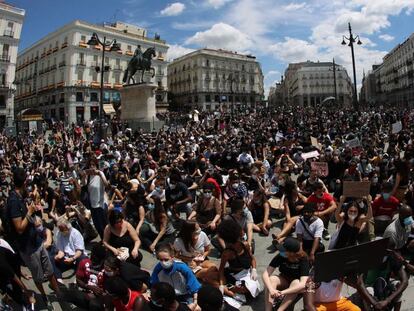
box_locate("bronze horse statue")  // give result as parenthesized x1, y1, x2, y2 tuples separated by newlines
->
(123, 47, 156, 84)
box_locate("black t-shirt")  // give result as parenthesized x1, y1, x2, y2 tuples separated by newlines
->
(0, 247, 17, 286)
(269, 255, 310, 280)
(166, 182, 191, 204)
(149, 301, 190, 311)
(5, 191, 42, 254)
(120, 261, 150, 290)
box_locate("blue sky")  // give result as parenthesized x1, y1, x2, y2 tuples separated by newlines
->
(11, 0, 414, 95)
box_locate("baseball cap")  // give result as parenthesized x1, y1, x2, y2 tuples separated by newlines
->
(277, 237, 301, 253)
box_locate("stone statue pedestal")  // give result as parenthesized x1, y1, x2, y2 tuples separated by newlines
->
(120, 83, 161, 132)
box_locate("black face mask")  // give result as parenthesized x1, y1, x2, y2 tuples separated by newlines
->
(303, 214, 312, 222)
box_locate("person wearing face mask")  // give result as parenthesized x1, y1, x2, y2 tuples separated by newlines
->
(139, 198, 176, 253)
(262, 237, 310, 311)
(329, 195, 372, 250)
(371, 182, 400, 236)
(369, 174, 381, 198)
(54, 217, 87, 279)
(248, 188, 272, 236)
(295, 202, 325, 263)
(188, 183, 221, 235)
(166, 173, 193, 219)
(307, 182, 337, 240)
(357, 155, 373, 178)
(384, 204, 414, 254)
(151, 243, 201, 308)
(146, 178, 166, 203)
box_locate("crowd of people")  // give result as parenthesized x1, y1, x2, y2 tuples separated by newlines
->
(0, 104, 414, 311)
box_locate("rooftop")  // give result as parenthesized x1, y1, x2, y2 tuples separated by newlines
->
(0, 2, 25, 16)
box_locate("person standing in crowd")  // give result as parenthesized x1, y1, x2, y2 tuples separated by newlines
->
(5, 167, 61, 305)
(83, 158, 109, 238)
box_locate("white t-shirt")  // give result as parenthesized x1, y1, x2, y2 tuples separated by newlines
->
(148, 188, 166, 202)
(314, 279, 343, 303)
(295, 217, 324, 240)
(173, 231, 210, 257)
(87, 173, 106, 209)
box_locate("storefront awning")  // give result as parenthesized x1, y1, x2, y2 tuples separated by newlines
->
(103, 104, 116, 115)
(17, 108, 43, 121)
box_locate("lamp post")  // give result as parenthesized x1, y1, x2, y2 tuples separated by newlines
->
(87, 32, 120, 141)
(329, 58, 340, 105)
(341, 22, 362, 110)
(228, 73, 236, 117)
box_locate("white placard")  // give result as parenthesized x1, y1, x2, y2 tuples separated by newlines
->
(302, 150, 320, 160)
(392, 121, 402, 134)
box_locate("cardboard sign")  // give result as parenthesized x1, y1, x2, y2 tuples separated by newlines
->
(343, 181, 371, 198)
(392, 121, 402, 134)
(383, 142, 389, 153)
(346, 137, 361, 148)
(311, 162, 329, 177)
(302, 150, 320, 160)
(311, 136, 321, 150)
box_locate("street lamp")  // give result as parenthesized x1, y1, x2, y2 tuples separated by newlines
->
(341, 22, 362, 110)
(87, 32, 121, 141)
(329, 58, 341, 105)
(227, 73, 236, 117)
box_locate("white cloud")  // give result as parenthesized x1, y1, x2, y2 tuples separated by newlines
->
(166, 44, 194, 61)
(270, 37, 320, 63)
(206, 0, 233, 9)
(185, 23, 253, 52)
(160, 2, 186, 16)
(171, 20, 214, 31)
(379, 34, 395, 42)
(283, 2, 307, 11)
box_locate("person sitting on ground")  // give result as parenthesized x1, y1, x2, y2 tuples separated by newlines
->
(217, 219, 260, 303)
(247, 188, 272, 236)
(173, 220, 218, 285)
(329, 195, 372, 250)
(188, 183, 221, 235)
(151, 243, 201, 308)
(294, 202, 325, 263)
(105, 276, 148, 311)
(273, 181, 307, 244)
(148, 282, 191, 311)
(103, 209, 142, 266)
(307, 182, 337, 241)
(54, 217, 86, 280)
(262, 237, 310, 311)
(371, 182, 400, 236)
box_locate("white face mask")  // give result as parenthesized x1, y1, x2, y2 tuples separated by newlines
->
(232, 183, 239, 189)
(160, 260, 173, 270)
(348, 214, 357, 221)
(105, 270, 115, 277)
(204, 192, 212, 199)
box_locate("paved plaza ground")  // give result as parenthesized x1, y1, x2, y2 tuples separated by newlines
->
(18, 216, 414, 311)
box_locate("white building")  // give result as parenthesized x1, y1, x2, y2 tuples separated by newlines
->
(168, 48, 264, 111)
(285, 61, 353, 107)
(15, 20, 169, 124)
(0, 2, 24, 129)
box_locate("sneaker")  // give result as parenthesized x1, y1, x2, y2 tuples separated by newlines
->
(322, 229, 331, 241)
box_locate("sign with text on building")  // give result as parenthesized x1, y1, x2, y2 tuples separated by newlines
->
(311, 162, 329, 177)
(343, 181, 371, 198)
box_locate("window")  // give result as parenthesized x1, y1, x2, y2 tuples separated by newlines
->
(2, 44, 9, 57)
(0, 95, 5, 107)
(205, 95, 211, 102)
(79, 53, 85, 64)
(127, 45, 132, 51)
(64, 36, 68, 43)
(59, 93, 64, 103)
(77, 70, 83, 81)
(215, 95, 220, 102)
(90, 92, 98, 101)
(116, 58, 120, 67)
(105, 57, 109, 65)
(206, 59, 209, 67)
(92, 72, 98, 82)
(76, 92, 83, 102)
(80, 35, 86, 42)
(55, 41, 59, 48)
(115, 73, 120, 83)
(0, 73, 6, 86)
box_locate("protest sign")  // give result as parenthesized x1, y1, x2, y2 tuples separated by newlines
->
(311, 162, 329, 177)
(302, 150, 320, 160)
(346, 137, 361, 148)
(343, 181, 371, 198)
(311, 136, 322, 150)
(392, 121, 402, 134)
(383, 142, 389, 153)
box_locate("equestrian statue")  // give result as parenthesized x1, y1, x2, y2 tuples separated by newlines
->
(123, 45, 156, 85)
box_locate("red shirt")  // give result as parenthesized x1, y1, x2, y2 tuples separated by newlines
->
(113, 289, 141, 311)
(307, 193, 334, 212)
(76, 258, 105, 289)
(372, 196, 399, 218)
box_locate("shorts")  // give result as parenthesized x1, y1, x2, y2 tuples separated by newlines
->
(315, 297, 361, 311)
(20, 245, 54, 283)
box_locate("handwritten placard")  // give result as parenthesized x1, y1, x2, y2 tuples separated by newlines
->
(311, 136, 321, 150)
(343, 181, 371, 198)
(311, 162, 329, 177)
(346, 137, 361, 148)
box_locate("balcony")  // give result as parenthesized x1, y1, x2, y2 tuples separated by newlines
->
(113, 65, 123, 71)
(125, 51, 133, 56)
(94, 45, 102, 51)
(3, 30, 14, 38)
(58, 61, 66, 67)
(104, 83, 112, 88)
(61, 42, 68, 49)
(56, 81, 65, 88)
(77, 61, 86, 67)
(50, 64, 57, 71)
(79, 41, 88, 48)
(0, 54, 10, 62)
(113, 83, 123, 89)
(90, 81, 100, 88)
(53, 47, 59, 53)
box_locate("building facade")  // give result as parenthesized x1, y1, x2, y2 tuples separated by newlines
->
(0, 2, 24, 129)
(15, 20, 169, 125)
(167, 49, 264, 111)
(371, 33, 414, 107)
(283, 61, 353, 107)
